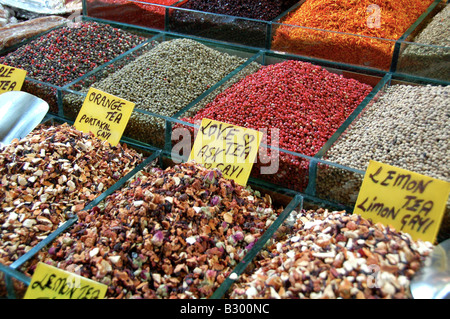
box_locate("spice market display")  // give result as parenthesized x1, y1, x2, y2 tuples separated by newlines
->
(169, 0, 299, 48)
(85, 0, 179, 30)
(63, 38, 260, 147)
(0, 0, 449, 300)
(180, 60, 373, 192)
(272, 0, 435, 70)
(13, 162, 285, 299)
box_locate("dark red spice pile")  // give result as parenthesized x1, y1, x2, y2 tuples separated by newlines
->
(178, 0, 299, 21)
(181, 60, 373, 190)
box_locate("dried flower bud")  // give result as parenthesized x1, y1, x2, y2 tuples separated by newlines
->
(151, 231, 164, 247)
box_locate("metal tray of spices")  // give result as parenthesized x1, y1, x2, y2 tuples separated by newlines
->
(0, 145, 304, 299)
(0, 17, 158, 114)
(61, 32, 261, 149)
(270, 0, 443, 72)
(0, 117, 160, 298)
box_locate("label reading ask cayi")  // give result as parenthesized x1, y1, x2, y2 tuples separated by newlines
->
(354, 160, 450, 243)
(24, 262, 107, 299)
(74, 87, 135, 146)
(189, 119, 263, 186)
(0, 64, 27, 94)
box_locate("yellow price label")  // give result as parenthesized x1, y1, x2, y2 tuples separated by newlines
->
(24, 262, 107, 299)
(189, 118, 263, 186)
(74, 87, 135, 146)
(354, 160, 450, 243)
(0, 64, 27, 94)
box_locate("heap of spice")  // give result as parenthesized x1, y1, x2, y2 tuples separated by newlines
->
(0, 21, 147, 112)
(272, 0, 435, 70)
(23, 162, 283, 299)
(170, 0, 298, 47)
(64, 38, 259, 148)
(177, 0, 299, 21)
(229, 208, 434, 299)
(398, 4, 450, 81)
(0, 123, 144, 270)
(86, 0, 178, 30)
(180, 60, 373, 191)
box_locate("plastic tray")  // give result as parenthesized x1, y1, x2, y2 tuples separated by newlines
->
(170, 50, 386, 196)
(165, 0, 298, 49)
(315, 73, 450, 242)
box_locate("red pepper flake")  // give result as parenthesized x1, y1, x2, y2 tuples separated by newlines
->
(181, 60, 373, 191)
(272, 0, 435, 70)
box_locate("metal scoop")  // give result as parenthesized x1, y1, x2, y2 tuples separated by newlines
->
(0, 91, 49, 147)
(410, 238, 450, 299)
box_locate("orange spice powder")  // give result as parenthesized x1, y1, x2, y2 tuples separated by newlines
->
(272, 0, 435, 70)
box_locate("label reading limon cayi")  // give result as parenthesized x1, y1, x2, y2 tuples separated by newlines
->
(189, 118, 263, 186)
(74, 87, 135, 146)
(0, 64, 27, 94)
(354, 160, 450, 243)
(24, 262, 107, 299)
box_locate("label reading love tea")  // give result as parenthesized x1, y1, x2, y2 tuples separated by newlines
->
(354, 160, 450, 243)
(0, 64, 27, 94)
(189, 119, 262, 186)
(24, 262, 107, 299)
(74, 87, 135, 146)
